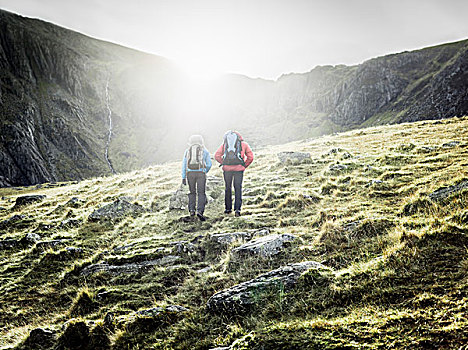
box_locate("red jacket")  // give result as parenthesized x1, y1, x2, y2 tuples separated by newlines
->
(215, 133, 254, 171)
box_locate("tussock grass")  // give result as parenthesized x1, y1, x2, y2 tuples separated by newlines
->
(1, 117, 468, 349)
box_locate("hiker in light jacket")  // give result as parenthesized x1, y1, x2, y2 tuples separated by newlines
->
(182, 135, 212, 221)
(214, 131, 254, 217)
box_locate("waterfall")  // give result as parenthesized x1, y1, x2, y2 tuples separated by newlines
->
(105, 79, 116, 174)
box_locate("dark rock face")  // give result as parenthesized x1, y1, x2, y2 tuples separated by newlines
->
(206, 261, 330, 313)
(88, 199, 146, 222)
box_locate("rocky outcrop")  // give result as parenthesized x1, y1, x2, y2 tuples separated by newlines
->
(209, 228, 270, 249)
(206, 261, 331, 313)
(230, 234, 297, 259)
(13, 195, 46, 208)
(88, 199, 146, 222)
(429, 180, 468, 201)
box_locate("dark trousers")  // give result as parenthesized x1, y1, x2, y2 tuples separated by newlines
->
(187, 171, 206, 214)
(223, 171, 244, 212)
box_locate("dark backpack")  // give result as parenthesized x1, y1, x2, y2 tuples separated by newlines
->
(187, 144, 205, 170)
(222, 131, 245, 166)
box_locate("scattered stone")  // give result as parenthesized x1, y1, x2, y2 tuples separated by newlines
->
(169, 186, 189, 210)
(442, 141, 460, 148)
(65, 247, 84, 256)
(24, 328, 56, 349)
(397, 143, 416, 152)
(365, 179, 383, 187)
(342, 152, 352, 159)
(13, 195, 46, 208)
(65, 197, 85, 208)
(20, 232, 41, 245)
(429, 180, 468, 201)
(0, 239, 19, 250)
(113, 242, 138, 252)
(196, 266, 212, 274)
(329, 164, 348, 172)
(231, 234, 297, 259)
(136, 305, 188, 317)
(418, 146, 437, 153)
(210, 232, 251, 246)
(80, 255, 181, 277)
(59, 218, 83, 228)
(34, 223, 55, 232)
(118, 195, 135, 202)
(207, 261, 331, 313)
(36, 239, 69, 250)
(171, 240, 196, 254)
(327, 148, 343, 155)
(0, 214, 28, 230)
(88, 199, 146, 222)
(277, 151, 311, 163)
(209, 228, 270, 248)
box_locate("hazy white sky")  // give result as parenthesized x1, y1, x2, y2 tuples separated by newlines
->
(0, 0, 467, 79)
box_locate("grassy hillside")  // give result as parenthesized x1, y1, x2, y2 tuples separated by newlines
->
(1, 117, 467, 349)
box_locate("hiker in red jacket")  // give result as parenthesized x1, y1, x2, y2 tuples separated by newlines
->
(214, 131, 254, 217)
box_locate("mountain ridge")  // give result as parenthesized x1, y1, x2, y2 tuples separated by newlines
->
(1, 9, 468, 187)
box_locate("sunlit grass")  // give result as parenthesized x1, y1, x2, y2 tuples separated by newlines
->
(0, 116, 467, 349)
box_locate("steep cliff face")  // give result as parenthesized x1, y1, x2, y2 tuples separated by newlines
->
(267, 39, 468, 129)
(0, 10, 178, 186)
(1, 9, 467, 187)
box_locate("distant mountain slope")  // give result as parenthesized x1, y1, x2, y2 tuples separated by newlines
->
(1, 9, 467, 187)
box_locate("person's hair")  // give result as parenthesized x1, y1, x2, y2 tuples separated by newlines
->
(188, 134, 204, 146)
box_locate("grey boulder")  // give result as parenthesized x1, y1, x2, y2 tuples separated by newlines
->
(277, 152, 311, 163)
(88, 199, 145, 222)
(207, 261, 331, 313)
(231, 234, 297, 259)
(429, 180, 468, 201)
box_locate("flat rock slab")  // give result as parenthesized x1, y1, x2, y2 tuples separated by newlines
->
(80, 255, 180, 276)
(169, 187, 189, 210)
(429, 180, 468, 201)
(88, 199, 145, 222)
(13, 195, 46, 208)
(329, 164, 348, 172)
(209, 228, 270, 248)
(231, 234, 297, 258)
(277, 152, 311, 163)
(207, 261, 330, 313)
(136, 305, 188, 317)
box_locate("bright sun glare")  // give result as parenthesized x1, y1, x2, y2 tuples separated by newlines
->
(174, 57, 226, 81)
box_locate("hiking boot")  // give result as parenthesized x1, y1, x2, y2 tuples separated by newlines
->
(224, 210, 232, 214)
(190, 211, 195, 217)
(197, 212, 206, 221)
(235, 211, 241, 217)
